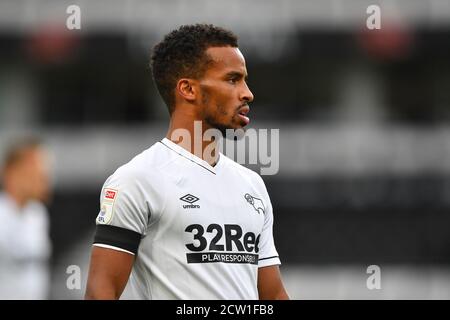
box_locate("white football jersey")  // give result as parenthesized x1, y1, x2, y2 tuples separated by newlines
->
(0, 193, 51, 299)
(93, 138, 281, 299)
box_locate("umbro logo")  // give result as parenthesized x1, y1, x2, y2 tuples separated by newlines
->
(180, 194, 200, 209)
(180, 194, 199, 204)
(244, 193, 265, 215)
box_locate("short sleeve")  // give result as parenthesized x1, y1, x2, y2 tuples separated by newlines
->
(255, 173, 281, 268)
(93, 170, 151, 255)
(257, 194, 282, 268)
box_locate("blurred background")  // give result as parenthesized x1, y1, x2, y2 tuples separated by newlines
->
(0, 0, 450, 299)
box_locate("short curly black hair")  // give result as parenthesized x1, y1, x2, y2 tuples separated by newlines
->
(150, 24, 238, 113)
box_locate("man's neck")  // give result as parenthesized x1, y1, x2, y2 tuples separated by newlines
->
(166, 110, 220, 167)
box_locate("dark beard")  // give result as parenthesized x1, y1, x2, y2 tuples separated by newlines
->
(204, 114, 228, 137)
(201, 91, 243, 138)
(201, 92, 227, 136)
(204, 115, 247, 140)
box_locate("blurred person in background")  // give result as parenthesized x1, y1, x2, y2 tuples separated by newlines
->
(0, 138, 52, 299)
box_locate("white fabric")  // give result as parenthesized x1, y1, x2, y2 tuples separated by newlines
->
(0, 193, 51, 299)
(96, 138, 281, 299)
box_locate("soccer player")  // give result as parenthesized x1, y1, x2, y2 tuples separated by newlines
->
(85, 24, 289, 300)
(0, 138, 52, 299)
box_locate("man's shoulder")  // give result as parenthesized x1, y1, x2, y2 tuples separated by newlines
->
(221, 153, 265, 185)
(24, 201, 49, 227)
(0, 193, 47, 223)
(104, 140, 176, 187)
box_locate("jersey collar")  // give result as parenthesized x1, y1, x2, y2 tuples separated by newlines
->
(161, 138, 222, 174)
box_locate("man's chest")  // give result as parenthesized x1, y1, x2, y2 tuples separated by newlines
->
(153, 177, 267, 260)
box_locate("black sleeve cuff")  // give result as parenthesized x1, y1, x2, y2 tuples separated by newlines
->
(93, 225, 142, 255)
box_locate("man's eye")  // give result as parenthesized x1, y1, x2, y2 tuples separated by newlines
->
(228, 78, 238, 84)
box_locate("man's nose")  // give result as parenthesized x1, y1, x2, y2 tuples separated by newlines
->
(241, 82, 254, 103)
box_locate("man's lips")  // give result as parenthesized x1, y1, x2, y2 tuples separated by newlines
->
(237, 105, 250, 125)
(238, 105, 250, 116)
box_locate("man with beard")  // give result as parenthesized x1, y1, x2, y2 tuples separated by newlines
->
(86, 24, 289, 300)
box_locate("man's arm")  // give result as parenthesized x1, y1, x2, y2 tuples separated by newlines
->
(258, 265, 290, 300)
(85, 246, 135, 300)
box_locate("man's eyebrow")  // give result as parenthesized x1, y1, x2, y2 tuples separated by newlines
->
(225, 71, 248, 80)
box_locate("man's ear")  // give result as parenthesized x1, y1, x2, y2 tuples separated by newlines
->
(176, 78, 197, 102)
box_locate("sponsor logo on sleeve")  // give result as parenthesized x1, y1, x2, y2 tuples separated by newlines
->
(105, 190, 116, 200)
(96, 188, 118, 225)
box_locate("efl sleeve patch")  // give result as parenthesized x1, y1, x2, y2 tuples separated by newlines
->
(96, 188, 118, 225)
